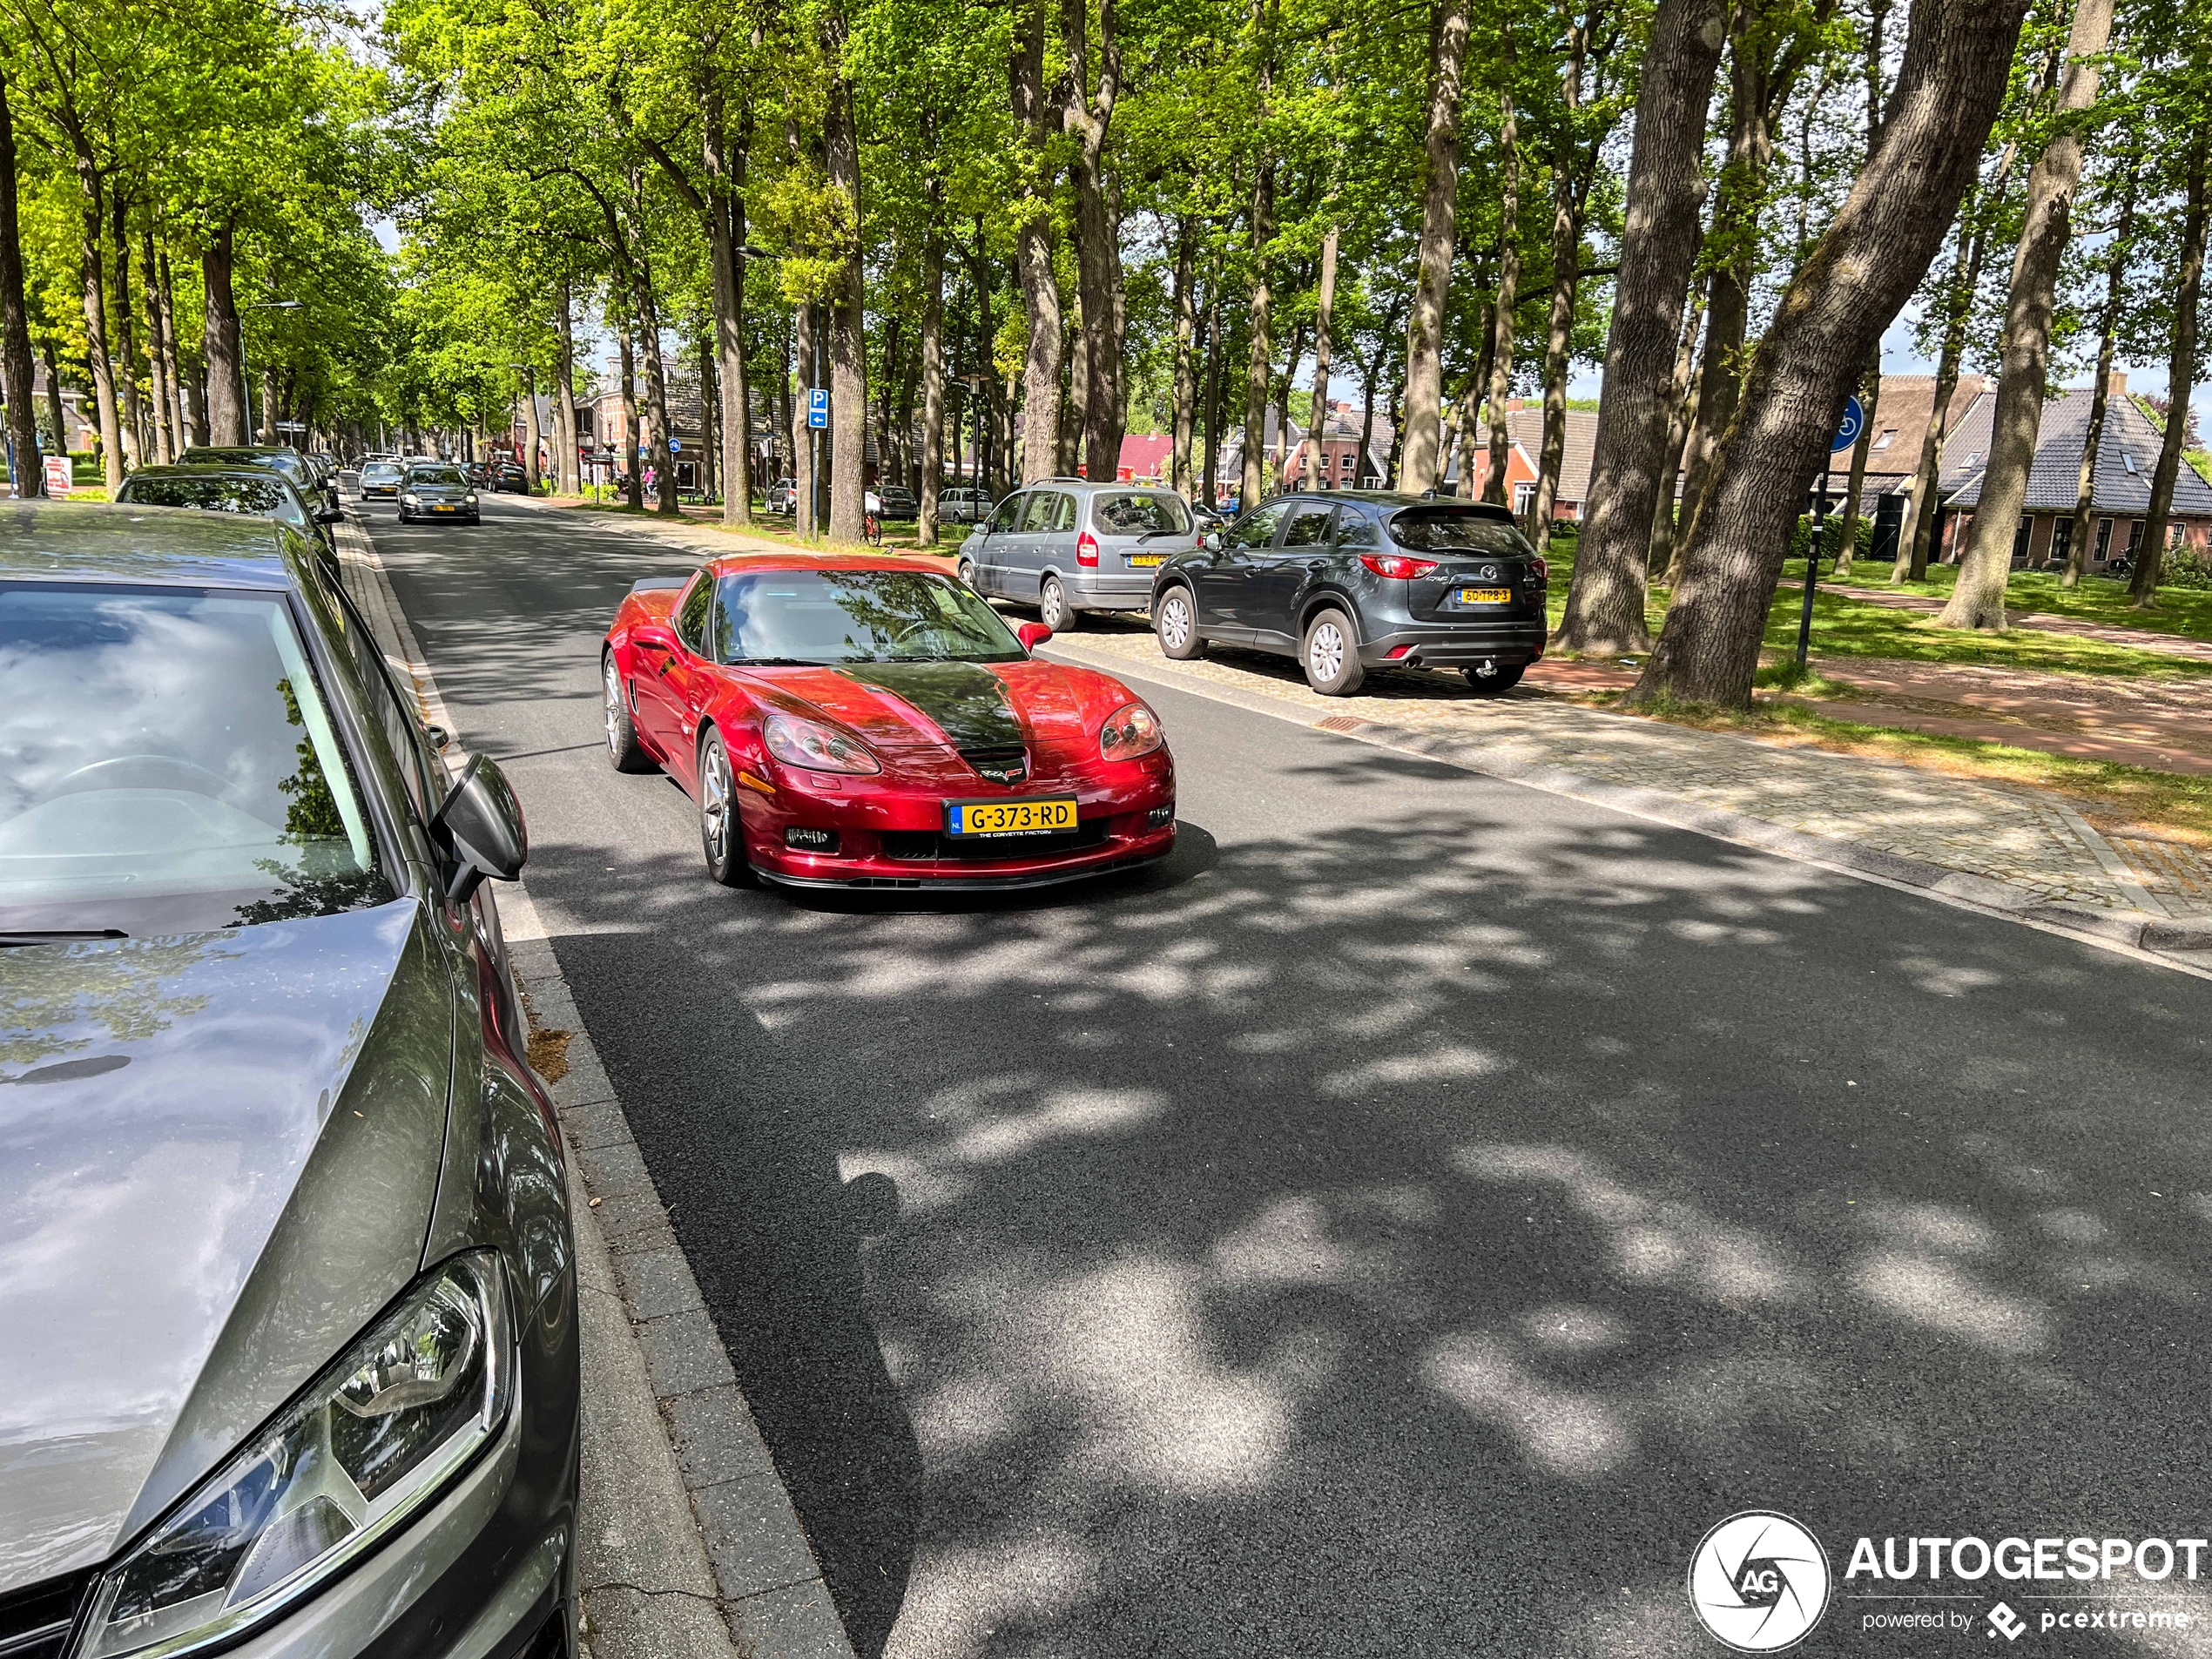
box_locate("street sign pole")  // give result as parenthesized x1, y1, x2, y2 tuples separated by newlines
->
(1797, 395, 1865, 673)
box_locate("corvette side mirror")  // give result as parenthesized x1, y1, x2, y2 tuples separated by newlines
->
(1015, 620, 1053, 652)
(431, 753, 528, 902)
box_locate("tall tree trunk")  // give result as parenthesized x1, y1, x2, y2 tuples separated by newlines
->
(77, 183, 123, 489)
(823, 33, 867, 543)
(109, 192, 141, 469)
(1062, 297, 1088, 475)
(1401, 0, 1474, 495)
(1940, 0, 2115, 628)
(792, 303, 813, 530)
(40, 335, 64, 458)
(1305, 221, 1339, 490)
(1483, 30, 1521, 506)
(138, 229, 172, 464)
(1170, 214, 1197, 497)
(258, 366, 277, 443)
(1553, 0, 1728, 653)
(1651, 276, 1709, 579)
(2132, 136, 2209, 607)
(202, 222, 245, 445)
(1064, 0, 1125, 484)
(631, 252, 677, 516)
(1894, 218, 1973, 577)
(918, 226, 945, 543)
(618, 314, 643, 510)
(1011, 0, 1062, 484)
(161, 251, 198, 447)
(1200, 266, 1224, 502)
(2062, 155, 2138, 588)
(1531, 13, 1592, 542)
(0, 71, 42, 496)
(701, 83, 753, 526)
(1632, 0, 2032, 707)
(556, 278, 582, 496)
(1242, 163, 1274, 506)
(1358, 338, 1381, 488)
(520, 368, 542, 491)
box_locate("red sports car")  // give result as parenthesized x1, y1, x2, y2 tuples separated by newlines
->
(601, 554, 1176, 890)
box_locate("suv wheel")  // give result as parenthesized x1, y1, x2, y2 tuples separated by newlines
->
(1154, 584, 1204, 660)
(1301, 609, 1365, 696)
(1040, 577, 1079, 632)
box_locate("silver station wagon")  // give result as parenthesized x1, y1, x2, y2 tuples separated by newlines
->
(956, 480, 1200, 631)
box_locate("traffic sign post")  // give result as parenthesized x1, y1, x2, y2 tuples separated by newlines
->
(1796, 396, 1865, 672)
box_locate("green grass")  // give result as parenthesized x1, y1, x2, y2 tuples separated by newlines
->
(1536, 537, 2212, 679)
(1824, 561, 2212, 641)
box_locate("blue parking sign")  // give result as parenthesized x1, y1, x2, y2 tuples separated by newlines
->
(807, 388, 829, 429)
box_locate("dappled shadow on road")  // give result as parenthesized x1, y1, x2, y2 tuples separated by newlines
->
(367, 504, 704, 713)
(523, 729, 2212, 1659)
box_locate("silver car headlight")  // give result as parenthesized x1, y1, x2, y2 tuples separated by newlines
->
(465, 493, 478, 504)
(74, 1253, 513, 1659)
(401, 492, 419, 505)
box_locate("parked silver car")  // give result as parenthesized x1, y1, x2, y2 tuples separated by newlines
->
(0, 502, 578, 1659)
(938, 486, 995, 525)
(957, 481, 1200, 631)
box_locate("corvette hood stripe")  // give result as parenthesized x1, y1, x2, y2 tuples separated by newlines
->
(834, 662, 1025, 750)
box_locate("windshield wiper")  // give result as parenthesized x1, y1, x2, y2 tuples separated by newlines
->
(730, 658, 827, 668)
(0, 929, 130, 948)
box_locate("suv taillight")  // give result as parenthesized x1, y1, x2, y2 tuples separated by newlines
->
(1531, 556, 1549, 580)
(1359, 552, 1439, 579)
(1076, 530, 1100, 567)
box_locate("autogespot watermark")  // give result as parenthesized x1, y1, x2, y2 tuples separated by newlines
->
(1688, 1516, 2206, 1647)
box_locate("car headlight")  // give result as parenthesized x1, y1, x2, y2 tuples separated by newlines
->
(74, 1253, 512, 1659)
(466, 493, 478, 504)
(1100, 701, 1163, 761)
(762, 713, 880, 774)
(401, 493, 419, 505)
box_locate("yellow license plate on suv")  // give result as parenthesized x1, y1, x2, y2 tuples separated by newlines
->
(1459, 586, 1512, 604)
(1126, 553, 1165, 568)
(946, 796, 1078, 837)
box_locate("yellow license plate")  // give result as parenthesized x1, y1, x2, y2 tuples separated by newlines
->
(433, 504, 456, 511)
(1127, 553, 1164, 567)
(1460, 587, 1512, 604)
(946, 796, 1078, 837)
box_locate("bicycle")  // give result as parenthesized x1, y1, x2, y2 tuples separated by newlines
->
(863, 509, 882, 546)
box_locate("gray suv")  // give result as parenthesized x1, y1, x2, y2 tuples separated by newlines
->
(957, 480, 1199, 631)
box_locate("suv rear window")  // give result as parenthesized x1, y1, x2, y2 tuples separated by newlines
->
(1387, 509, 1534, 555)
(1092, 492, 1190, 536)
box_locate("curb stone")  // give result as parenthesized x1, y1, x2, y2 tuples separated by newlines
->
(1038, 637, 2212, 973)
(331, 508, 857, 1659)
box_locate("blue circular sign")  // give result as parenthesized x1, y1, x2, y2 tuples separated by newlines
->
(1831, 395, 1866, 454)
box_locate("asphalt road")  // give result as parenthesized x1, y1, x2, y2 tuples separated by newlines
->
(364, 493, 2212, 1658)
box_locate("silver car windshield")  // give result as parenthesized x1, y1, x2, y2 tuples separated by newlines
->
(711, 570, 1026, 665)
(0, 583, 392, 936)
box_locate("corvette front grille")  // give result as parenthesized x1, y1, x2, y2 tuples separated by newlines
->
(882, 820, 1107, 861)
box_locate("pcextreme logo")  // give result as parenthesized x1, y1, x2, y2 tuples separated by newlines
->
(1688, 1512, 1833, 1652)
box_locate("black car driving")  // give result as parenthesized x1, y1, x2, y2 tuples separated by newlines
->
(0, 502, 577, 1659)
(1149, 493, 1550, 696)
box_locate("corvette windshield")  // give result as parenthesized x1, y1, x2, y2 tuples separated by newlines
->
(711, 570, 1026, 665)
(0, 583, 392, 936)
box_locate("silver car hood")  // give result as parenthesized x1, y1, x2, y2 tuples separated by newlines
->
(0, 898, 455, 1595)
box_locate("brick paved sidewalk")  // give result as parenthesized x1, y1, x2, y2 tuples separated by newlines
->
(1044, 624, 2212, 954)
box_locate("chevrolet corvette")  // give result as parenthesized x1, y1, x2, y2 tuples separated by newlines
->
(600, 555, 1175, 890)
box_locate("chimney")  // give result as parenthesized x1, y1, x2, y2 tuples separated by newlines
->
(2107, 370, 2129, 397)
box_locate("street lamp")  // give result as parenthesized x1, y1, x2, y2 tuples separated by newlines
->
(241, 300, 302, 443)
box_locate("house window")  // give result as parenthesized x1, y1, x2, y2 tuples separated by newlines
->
(1514, 482, 1536, 516)
(2172, 521, 2187, 549)
(2051, 519, 2073, 565)
(1871, 429, 1896, 451)
(2012, 518, 2032, 563)
(2096, 518, 2114, 563)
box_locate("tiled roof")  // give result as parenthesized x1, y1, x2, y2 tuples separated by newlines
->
(1504, 407, 1598, 502)
(1854, 373, 1987, 487)
(1942, 388, 2212, 516)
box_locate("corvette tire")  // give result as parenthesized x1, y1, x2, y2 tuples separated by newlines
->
(604, 655, 655, 773)
(697, 730, 752, 887)
(1154, 584, 1204, 660)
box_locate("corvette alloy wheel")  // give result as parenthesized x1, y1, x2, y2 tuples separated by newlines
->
(604, 656, 653, 772)
(698, 732, 748, 886)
